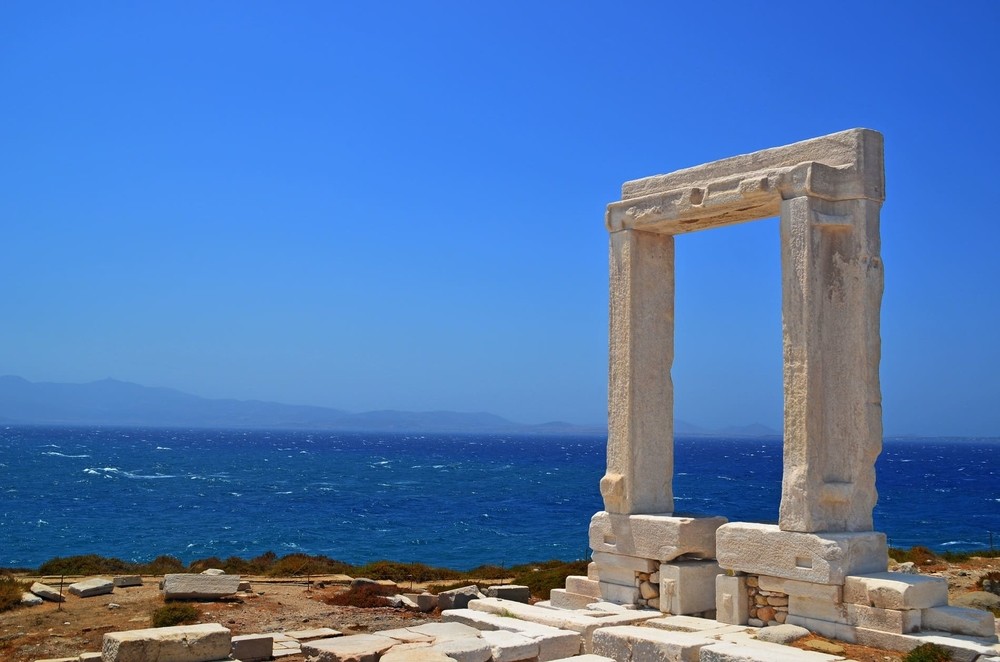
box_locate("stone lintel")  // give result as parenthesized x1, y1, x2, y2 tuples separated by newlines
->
(621, 128, 883, 200)
(588, 511, 726, 561)
(715, 522, 887, 585)
(607, 159, 882, 235)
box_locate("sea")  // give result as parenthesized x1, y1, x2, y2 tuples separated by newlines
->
(1, 426, 997, 570)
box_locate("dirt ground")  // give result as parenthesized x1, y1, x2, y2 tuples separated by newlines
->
(1, 557, 997, 662)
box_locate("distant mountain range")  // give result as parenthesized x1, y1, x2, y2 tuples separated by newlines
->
(0, 375, 781, 437)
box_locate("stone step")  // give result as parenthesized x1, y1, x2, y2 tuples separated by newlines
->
(565, 576, 602, 599)
(441, 608, 582, 661)
(550, 589, 597, 610)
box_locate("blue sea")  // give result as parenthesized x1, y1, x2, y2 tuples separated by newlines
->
(1, 426, 997, 570)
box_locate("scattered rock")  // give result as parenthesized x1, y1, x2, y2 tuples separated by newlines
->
(201, 568, 226, 575)
(757, 624, 810, 645)
(108, 603, 121, 609)
(951, 590, 1000, 611)
(484, 585, 530, 603)
(895, 562, 918, 574)
(30, 581, 64, 602)
(805, 639, 845, 654)
(20, 592, 42, 606)
(437, 585, 483, 611)
(68, 577, 114, 598)
(350, 577, 381, 589)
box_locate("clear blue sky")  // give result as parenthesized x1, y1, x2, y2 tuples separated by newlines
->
(2, 2, 997, 436)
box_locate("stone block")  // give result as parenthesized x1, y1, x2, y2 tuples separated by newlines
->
(485, 585, 530, 603)
(285, 627, 342, 641)
(467, 597, 658, 652)
(715, 574, 748, 625)
(409, 622, 484, 641)
(546, 656, 614, 662)
(431, 637, 491, 662)
(659, 560, 720, 615)
(852, 629, 995, 662)
(599, 580, 640, 604)
(846, 603, 920, 633)
(700, 639, 846, 661)
(380, 644, 455, 662)
(162, 573, 240, 600)
(231, 633, 273, 662)
(587, 562, 599, 580)
(788, 595, 847, 623)
(102, 623, 231, 662)
(588, 512, 726, 561)
(437, 585, 483, 611)
(79, 654, 103, 661)
(565, 575, 602, 598)
(646, 615, 745, 635)
(756, 624, 811, 645)
(785, 615, 857, 643)
(68, 577, 114, 597)
(479, 629, 538, 662)
(441, 608, 582, 661)
(550, 589, 596, 610)
(30, 581, 64, 602)
(843, 572, 948, 609)
(921, 605, 997, 638)
(716, 523, 887, 584)
(301, 634, 396, 662)
(589, 563, 635, 587)
(403, 592, 439, 612)
(591, 625, 710, 662)
(113, 575, 143, 587)
(757, 576, 841, 602)
(591, 551, 657, 574)
(21, 591, 43, 606)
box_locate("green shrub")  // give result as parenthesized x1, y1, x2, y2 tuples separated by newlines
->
(465, 564, 510, 579)
(0, 574, 29, 613)
(138, 555, 185, 575)
(902, 642, 951, 662)
(888, 546, 938, 566)
(38, 554, 134, 576)
(354, 560, 461, 583)
(151, 603, 200, 627)
(511, 560, 589, 599)
(265, 553, 353, 577)
(187, 556, 225, 574)
(975, 570, 1000, 590)
(324, 585, 390, 608)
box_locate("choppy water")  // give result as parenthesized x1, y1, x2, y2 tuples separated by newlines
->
(1, 426, 997, 569)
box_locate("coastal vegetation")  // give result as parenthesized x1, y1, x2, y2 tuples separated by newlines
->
(0, 574, 29, 613)
(902, 642, 952, 662)
(151, 603, 200, 627)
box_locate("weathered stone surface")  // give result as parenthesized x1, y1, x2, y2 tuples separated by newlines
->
(102, 623, 231, 662)
(545, 656, 614, 662)
(408, 622, 483, 641)
(162, 573, 240, 600)
(756, 624, 810, 645)
(30, 581, 65, 602)
(403, 592, 439, 612)
(231, 633, 273, 662)
(846, 603, 921, 633)
(645, 616, 746, 636)
(701, 639, 845, 661)
(757, 576, 841, 602)
(952, 590, 1000, 611)
(599, 580, 641, 604)
(565, 575, 602, 599)
(550, 589, 596, 610)
(301, 634, 396, 662)
(715, 575, 748, 625)
(485, 585, 530, 603)
(201, 568, 225, 575)
(853, 628, 996, 662)
(380, 644, 456, 662)
(588, 512, 726, 561)
(286, 627, 342, 641)
(592, 551, 657, 574)
(788, 595, 848, 623)
(68, 577, 114, 597)
(468, 597, 657, 652)
(79, 653, 103, 661)
(20, 591, 43, 606)
(592, 625, 709, 662)
(441, 608, 582, 661)
(431, 637, 491, 662)
(716, 523, 887, 584)
(843, 572, 948, 609)
(921, 605, 996, 638)
(479, 630, 537, 662)
(113, 575, 143, 587)
(659, 560, 720, 615)
(437, 585, 483, 611)
(603, 228, 675, 515)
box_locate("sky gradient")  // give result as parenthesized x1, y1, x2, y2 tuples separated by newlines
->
(2, 2, 998, 436)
